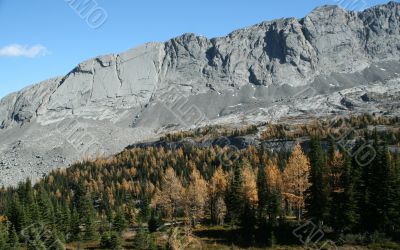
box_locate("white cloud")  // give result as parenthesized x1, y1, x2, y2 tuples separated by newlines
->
(0, 44, 49, 58)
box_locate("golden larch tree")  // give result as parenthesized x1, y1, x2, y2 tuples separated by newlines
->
(152, 167, 184, 220)
(209, 166, 228, 224)
(184, 167, 208, 226)
(265, 158, 283, 192)
(242, 165, 259, 207)
(282, 143, 311, 220)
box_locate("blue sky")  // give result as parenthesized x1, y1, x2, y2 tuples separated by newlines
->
(0, 0, 393, 98)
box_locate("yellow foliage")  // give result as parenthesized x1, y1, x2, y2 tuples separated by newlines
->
(0, 215, 7, 223)
(152, 167, 184, 219)
(242, 166, 259, 206)
(209, 166, 227, 197)
(265, 159, 282, 192)
(282, 144, 310, 210)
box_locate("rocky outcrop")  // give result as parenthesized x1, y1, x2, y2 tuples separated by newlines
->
(0, 2, 399, 186)
(2, 2, 399, 129)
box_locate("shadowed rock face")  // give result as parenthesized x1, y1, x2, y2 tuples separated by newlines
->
(0, 2, 399, 186)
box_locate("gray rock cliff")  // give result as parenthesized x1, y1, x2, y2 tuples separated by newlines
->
(0, 2, 399, 186)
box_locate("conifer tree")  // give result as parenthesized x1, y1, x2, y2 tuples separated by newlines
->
(306, 137, 330, 224)
(226, 163, 244, 225)
(109, 232, 122, 250)
(20, 179, 39, 226)
(46, 231, 66, 250)
(7, 194, 26, 232)
(68, 207, 81, 242)
(283, 144, 310, 221)
(184, 167, 208, 226)
(49, 239, 66, 250)
(60, 204, 71, 236)
(215, 197, 227, 226)
(240, 202, 256, 245)
(351, 138, 369, 232)
(0, 221, 9, 250)
(133, 224, 149, 250)
(209, 166, 227, 224)
(265, 159, 282, 224)
(389, 151, 400, 233)
(26, 227, 47, 250)
(329, 152, 358, 232)
(341, 154, 359, 232)
(113, 210, 128, 233)
(139, 194, 151, 222)
(152, 167, 183, 221)
(8, 225, 20, 249)
(327, 137, 336, 167)
(72, 182, 98, 240)
(100, 231, 122, 250)
(148, 210, 161, 233)
(257, 164, 269, 221)
(82, 195, 98, 240)
(242, 165, 258, 208)
(368, 138, 392, 232)
(37, 185, 54, 224)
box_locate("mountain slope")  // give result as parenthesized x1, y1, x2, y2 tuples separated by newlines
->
(0, 1, 399, 186)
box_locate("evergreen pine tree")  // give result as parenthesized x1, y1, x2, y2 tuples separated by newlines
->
(240, 202, 256, 245)
(226, 162, 244, 226)
(389, 151, 400, 235)
(68, 207, 81, 242)
(37, 185, 55, 224)
(72, 182, 98, 241)
(7, 194, 26, 233)
(60, 204, 71, 236)
(109, 232, 122, 250)
(133, 224, 149, 250)
(113, 210, 128, 233)
(82, 195, 98, 241)
(26, 228, 47, 250)
(384, 148, 400, 237)
(100, 231, 110, 248)
(0, 221, 9, 250)
(49, 239, 66, 250)
(54, 204, 64, 235)
(148, 210, 161, 233)
(330, 153, 359, 233)
(257, 165, 268, 221)
(327, 137, 336, 166)
(265, 221, 277, 247)
(305, 137, 330, 224)
(350, 138, 369, 232)
(267, 190, 281, 225)
(19, 179, 39, 226)
(139, 193, 151, 222)
(8, 225, 20, 249)
(341, 154, 359, 232)
(395, 151, 400, 232)
(46, 231, 66, 250)
(368, 138, 392, 232)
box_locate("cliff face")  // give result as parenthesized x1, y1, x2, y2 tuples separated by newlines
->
(0, 2, 399, 186)
(1, 2, 399, 129)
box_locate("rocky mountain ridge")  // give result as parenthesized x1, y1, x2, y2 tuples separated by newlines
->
(0, 1, 399, 186)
